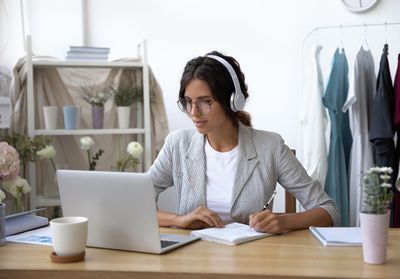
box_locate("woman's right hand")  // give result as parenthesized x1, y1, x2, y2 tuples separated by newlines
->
(176, 206, 224, 229)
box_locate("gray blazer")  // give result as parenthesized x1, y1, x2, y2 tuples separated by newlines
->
(149, 123, 340, 226)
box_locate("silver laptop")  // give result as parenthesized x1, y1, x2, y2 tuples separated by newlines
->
(57, 170, 199, 254)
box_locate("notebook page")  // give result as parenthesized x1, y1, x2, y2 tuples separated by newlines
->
(191, 222, 271, 245)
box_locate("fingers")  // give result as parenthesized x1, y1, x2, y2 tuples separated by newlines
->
(194, 206, 224, 228)
(249, 210, 286, 234)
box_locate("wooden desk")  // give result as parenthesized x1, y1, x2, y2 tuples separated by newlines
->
(0, 228, 399, 279)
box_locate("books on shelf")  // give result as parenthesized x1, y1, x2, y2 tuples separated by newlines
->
(191, 222, 272, 245)
(309, 226, 362, 246)
(5, 208, 49, 236)
(65, 45, 110, 62)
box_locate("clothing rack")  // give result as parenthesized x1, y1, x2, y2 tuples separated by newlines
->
(302, 21, 400, 46)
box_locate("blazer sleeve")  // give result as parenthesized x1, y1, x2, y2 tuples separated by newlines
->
(148, 133, 174, 201)
(276, 137, 341, 226)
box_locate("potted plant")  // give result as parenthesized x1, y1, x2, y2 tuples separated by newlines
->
(76, 83, 112, 129)
(112, 86, 142, 129)
(360, 166, 393, 264)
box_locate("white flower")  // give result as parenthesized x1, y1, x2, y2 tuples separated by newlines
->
(380, 174, 391, 180)
(126, 141, 143, 158)
(2, 176, 31, 198)
(380, 167, 393, 174)
(381, 183, 392, 188)
(80, 136, 95, 150)
(0, 189, 5, 202)
(37, 145, 56, 159)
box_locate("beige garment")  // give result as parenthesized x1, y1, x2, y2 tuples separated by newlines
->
(10, 56, 169, 196)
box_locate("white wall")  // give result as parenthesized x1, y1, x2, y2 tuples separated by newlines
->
(1, 0, 400, 212)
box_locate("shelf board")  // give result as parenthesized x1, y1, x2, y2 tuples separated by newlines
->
(32, 59, 143, 68)
(34, 128, 146, 136)
(37, 195, 61, 207)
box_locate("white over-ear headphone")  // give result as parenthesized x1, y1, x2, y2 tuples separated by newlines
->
(206, 55, 246, 112)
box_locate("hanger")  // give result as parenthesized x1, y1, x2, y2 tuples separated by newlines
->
(385, 21, 388, 44)
(362, 23, 370, 50)
(339, 25, 345, 52)
(315, 26, 319, 46)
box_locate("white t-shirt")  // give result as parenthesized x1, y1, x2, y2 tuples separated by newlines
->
(205, 139, 239, 224)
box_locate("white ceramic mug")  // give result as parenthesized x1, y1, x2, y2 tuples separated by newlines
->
(50, 216, 88, 256)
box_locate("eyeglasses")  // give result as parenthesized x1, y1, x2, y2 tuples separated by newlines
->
(177, 98, 215, 115)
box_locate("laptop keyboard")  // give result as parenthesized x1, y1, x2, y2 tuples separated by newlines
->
(161, 240, 179, 248)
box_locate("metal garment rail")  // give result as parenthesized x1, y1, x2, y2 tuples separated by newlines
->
(302, 21, 400, 46)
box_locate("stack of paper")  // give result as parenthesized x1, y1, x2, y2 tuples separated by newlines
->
(65, 46, 110, 62)
(309, 226, 362, 246)
(5, 209, 49, 236)
(191, 222, 272, 245)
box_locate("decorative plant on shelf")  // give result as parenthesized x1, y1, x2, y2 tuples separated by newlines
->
(116, 141, 143, 172)
(76, 83, 113, 129)
(112, 86, 143, 107)
(112, 86, 143, 129)
(80, 136, 104, 171)
(361, 167, 393, 214)
(76, 83, 113, 107)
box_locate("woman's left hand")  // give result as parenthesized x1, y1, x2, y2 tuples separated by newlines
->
(249, 210, 288, 234)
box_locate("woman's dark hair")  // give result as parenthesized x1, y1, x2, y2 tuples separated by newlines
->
(178, 51, 252, 127)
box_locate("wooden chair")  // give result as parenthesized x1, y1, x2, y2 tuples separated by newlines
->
(285, 150, 297, 214)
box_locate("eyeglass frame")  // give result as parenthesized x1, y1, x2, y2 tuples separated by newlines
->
(177, 98, 216, 115)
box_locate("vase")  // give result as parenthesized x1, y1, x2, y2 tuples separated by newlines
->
(117, 106, 131, 129)
(91, 106, 104, 129)
(14, 193, 24, 213)
(63, 106, 78, 130)
(43, 106, 58, 129)
(360, 211, 390, 264)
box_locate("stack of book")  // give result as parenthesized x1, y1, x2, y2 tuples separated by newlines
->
(65, 46, 110, 62)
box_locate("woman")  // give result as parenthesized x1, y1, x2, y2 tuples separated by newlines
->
(149, 51, 340, 233)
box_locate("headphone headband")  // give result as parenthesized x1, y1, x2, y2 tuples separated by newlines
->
(206, 55, 246, 112)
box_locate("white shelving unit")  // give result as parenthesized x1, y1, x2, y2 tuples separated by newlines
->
(25, 35, 152, 209)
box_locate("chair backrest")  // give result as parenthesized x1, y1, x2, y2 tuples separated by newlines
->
(285, 150, 297, 214)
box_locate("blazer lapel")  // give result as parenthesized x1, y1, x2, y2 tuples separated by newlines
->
(231, 123, 259, 205)
(184, 132, 207, 209)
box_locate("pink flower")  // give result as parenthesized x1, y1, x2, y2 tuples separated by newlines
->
(0, 141, 21, 181)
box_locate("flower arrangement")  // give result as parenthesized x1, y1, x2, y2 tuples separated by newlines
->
(361, 167, 394, 214)
(80, 136, 104, 170)
(0, 141, 20, 180)
(0, 188, 5, 203)
(112, 86, 143, 107)
(36, 145, 57, 173)
(76, 83, 113, 107)
(0, 141, 30, 212)
(1, 176, 31, 212)
(116, 141, 143, 172)
(2, 133, 53, 177)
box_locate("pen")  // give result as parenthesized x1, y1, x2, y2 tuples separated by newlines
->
(263, 190, 277, 211)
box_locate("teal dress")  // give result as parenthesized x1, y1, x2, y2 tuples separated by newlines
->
(322, 49, 353, 226)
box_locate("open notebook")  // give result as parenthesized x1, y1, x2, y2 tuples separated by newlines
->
(191, 222, 272, 245)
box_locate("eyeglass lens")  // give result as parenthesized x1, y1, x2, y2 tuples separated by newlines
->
(178, 99, 212, 115)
